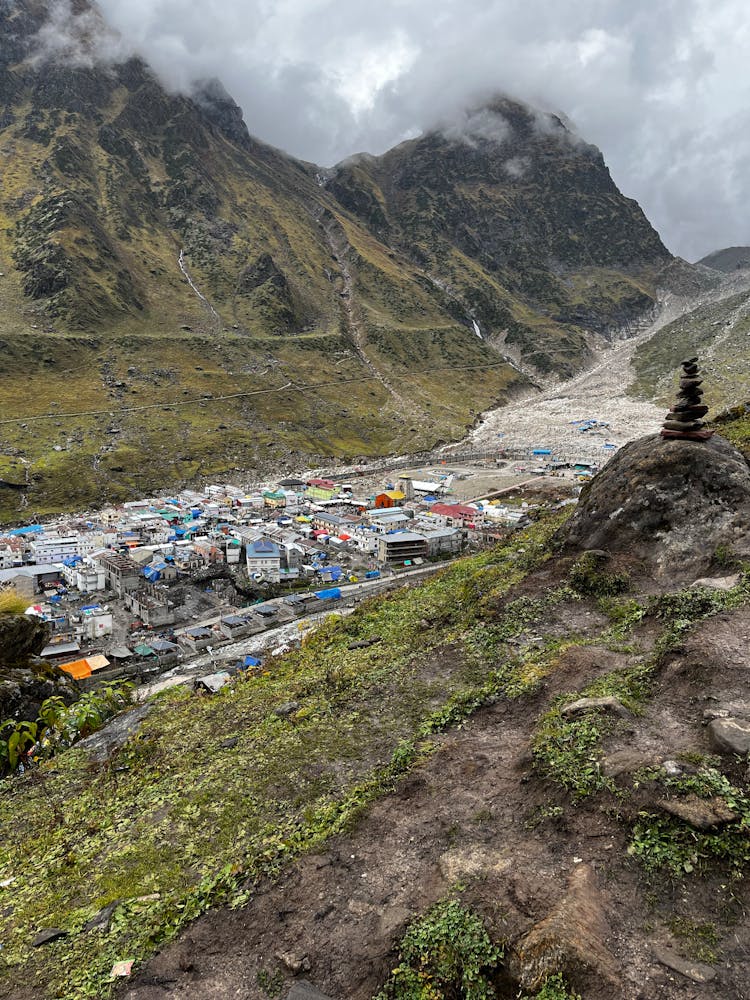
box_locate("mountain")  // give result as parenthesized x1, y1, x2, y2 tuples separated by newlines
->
(325, 99, 671, 373)
(0, 0, 675, 521)
(697, 246, 750, 272)
(629, 270, 750, 408)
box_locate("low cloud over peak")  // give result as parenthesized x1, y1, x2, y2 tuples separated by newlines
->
(32, 0, 750, 259)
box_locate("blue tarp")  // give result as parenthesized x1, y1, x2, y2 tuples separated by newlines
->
(365, 570, 381, 579)
(532, 448, 552, 455)
(315, 588, 342, 601)
(243, 655, 262, 668)
(80, 604, 101, 612)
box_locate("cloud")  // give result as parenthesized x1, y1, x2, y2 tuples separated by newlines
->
(30, 0, 131, 68)
(44, 0, 750, 258)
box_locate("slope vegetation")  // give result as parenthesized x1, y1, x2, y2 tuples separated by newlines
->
(4, 466, 750, 998)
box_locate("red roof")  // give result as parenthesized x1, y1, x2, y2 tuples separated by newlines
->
(430, 503, 479, 518)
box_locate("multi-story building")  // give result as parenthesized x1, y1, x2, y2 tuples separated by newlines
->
(246, 539, 281, 583)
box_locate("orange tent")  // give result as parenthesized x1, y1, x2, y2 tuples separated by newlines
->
(59, 659, 92, 680)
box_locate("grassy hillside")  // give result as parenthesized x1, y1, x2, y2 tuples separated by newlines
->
(630, 288, 750, 408)
(3, 509, 750, 998)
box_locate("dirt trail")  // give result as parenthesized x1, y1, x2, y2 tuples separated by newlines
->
(318, 213, 427, 422)
(122, 705, 546, 1000)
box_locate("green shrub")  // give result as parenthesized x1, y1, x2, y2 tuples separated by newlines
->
(376, 899, 502, 1000)
(569, 551, 629, 597)
(519, 972, 582, 999)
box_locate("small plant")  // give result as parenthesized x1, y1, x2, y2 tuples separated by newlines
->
(569, 551, 629, 598)
(519, 972, 582, 999)
(0, 587, 31, 615)
(628, 767, 750, 877)
(376, 898, 502, 1000)
(0, 719, 38, 773)
(524, 804, 564, 831)
(667, 915, 719, 965)
(0, 684, 134, 776)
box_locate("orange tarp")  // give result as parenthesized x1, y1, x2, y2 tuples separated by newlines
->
(59, 658, 92, 680)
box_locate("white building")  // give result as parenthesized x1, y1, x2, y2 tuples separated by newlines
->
(75, 563, 107, 593)
(246, 539, 281, 583)
(80, 608, 114, 640)
(30, 535, 81, 564)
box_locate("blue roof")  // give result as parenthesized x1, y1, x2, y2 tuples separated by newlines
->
(247, 539, 280, 557)
(315, 587, 342, 601)
(8, 524, 44, 536)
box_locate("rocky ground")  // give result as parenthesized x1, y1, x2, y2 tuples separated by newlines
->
(463, 271, 750, 466)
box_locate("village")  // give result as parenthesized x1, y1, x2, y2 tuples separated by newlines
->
(0, 451, 589, 693)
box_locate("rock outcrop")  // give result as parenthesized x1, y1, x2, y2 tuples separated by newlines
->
(561, 432, 750, 581)
(0, 614, 77, 720)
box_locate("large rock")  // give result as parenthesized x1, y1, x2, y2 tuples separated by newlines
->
(560, 434, 750, 581)
(0, 614, 49, 665)
(511, 865, 619, 992)
(0, 613, 77, 721)
(708, 717, 750, 756)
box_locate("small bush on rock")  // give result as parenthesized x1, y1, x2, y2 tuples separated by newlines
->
(569, 551, 629, 597)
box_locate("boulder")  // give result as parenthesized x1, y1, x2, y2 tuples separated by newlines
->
(287, 984, 335, 1000)
(653, 944, 716, 983)
(559, 434, 750, 581)
(0, 614, 49, 665)
(560, 696, 630, 719)
(657, 794, 737, 830)
(691, 574, 741, 591)
(708, 717, 750, 756)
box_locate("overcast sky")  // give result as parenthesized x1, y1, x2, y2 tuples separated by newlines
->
(77, 1, 750, 259)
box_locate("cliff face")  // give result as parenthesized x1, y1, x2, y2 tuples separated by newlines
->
(327, 98, 671, 374)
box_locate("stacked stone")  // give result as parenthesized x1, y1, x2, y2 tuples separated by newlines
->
(661, 356, 713, 440)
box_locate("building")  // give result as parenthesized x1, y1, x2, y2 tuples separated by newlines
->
(123, 584, 176, 627)
(0, 564, 64, 597)
(74, 563, 107, 593)
(375, 490, 406, 509)
(377, 532, 428, 565)
(96, 552, 142, 596)
(420, 527, 461, 557)
(246, 539, 281, 583)
(30, 535, 80, 564)
(79, 608, 114, 640)
(428, 503, 483, 528)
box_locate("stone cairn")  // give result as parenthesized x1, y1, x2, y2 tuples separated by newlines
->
(661, 356, 714, 441)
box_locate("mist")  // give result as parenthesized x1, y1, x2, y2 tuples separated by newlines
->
(44, 0, 750, 260)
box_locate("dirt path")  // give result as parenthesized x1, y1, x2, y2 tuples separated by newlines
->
(318, 213, 424, 419)
(122, 704, 543, 1000)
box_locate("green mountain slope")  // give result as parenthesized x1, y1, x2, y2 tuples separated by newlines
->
(0, 2, 675, 521)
